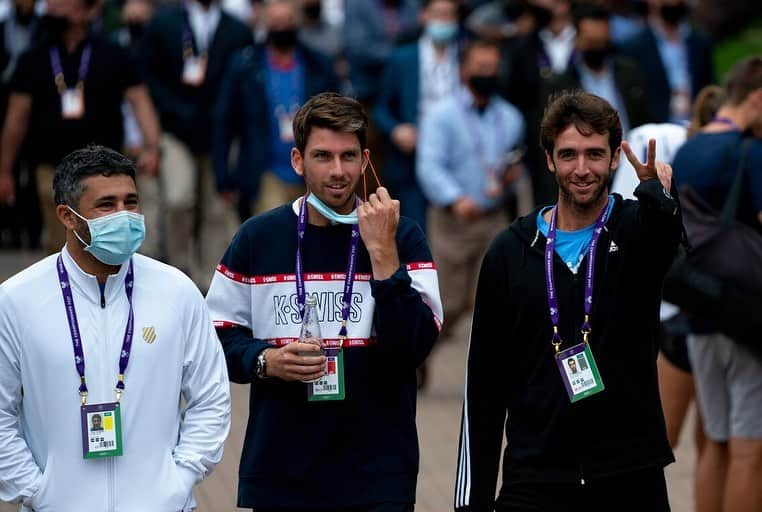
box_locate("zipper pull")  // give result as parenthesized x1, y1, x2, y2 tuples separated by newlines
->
(100, 291, 106, 309)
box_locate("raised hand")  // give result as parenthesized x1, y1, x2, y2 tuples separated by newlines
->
(621, 138, 672, 192)
(358, 186, 401, 280)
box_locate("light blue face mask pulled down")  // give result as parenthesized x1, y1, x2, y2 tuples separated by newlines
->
(425, 21, 458, 43)
(306, 193, 359, 225)
(69, 207, 146, 265)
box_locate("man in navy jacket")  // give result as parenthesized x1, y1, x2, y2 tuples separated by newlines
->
(620, 0, 714, 123)
(373, 0, 461, 234)
(213, 0, 337, 218)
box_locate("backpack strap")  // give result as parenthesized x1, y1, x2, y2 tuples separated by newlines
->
(720, 137, 751, 224)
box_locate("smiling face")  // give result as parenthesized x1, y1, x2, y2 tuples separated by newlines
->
(291, 128, 368, 215)
(546, 124, 619, 212)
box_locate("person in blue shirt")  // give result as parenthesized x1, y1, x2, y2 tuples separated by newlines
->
(416, 39, 524, 353)
(373, 0, 461, 234)
(213, 0, 338, 218)
(456, 90, 680, 512)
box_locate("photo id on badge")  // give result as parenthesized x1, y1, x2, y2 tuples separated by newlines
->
(81, 402, 123, 459)
(61, 88, 84, 119)
(556, 343, 605, 402)
(307, 348, 345, 402)
(182, 56, 206, 86)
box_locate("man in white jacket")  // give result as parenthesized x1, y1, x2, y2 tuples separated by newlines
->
(0, 145, 231, 511)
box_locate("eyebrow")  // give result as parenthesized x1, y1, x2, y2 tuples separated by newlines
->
(94, 193, 139, 202)
(309, 148, 361, 156)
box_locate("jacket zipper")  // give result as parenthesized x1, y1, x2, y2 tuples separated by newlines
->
(99, 288, 116, 511)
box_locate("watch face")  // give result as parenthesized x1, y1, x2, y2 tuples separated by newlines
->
(256, 353, 266, 378)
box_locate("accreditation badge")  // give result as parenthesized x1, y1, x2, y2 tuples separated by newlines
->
(182, 55, 206, 86)
(556, 343, 604, 403)
(61, 88, 84, 119)
(307, 347, 345, 402)
(275, 105, 296, 142)
(81, 402, 123, 459)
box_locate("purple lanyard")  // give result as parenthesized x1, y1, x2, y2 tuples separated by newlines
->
(545, 199, 611, 352)
(49, 44, 91, 94)
(57, 255, 135, 405)
(296, 195, 360, 345)
(182, 23, 198, 58)
(713, 116, 741, 131)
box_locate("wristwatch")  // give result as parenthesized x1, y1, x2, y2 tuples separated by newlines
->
(255, 349, 269, 379)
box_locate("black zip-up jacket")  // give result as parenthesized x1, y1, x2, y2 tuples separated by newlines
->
(455, 179, 681, 511)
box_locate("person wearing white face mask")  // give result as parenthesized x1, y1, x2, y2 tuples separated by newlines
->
(0, 145, 230, 511)
(374, 0, 461, 242)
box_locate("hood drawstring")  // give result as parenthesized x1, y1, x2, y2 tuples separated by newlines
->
(530, 228, 540, 248)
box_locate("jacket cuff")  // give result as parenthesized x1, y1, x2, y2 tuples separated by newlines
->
(174, 462, 200, 496)
(369, 265, 412, 301)
(21, 473, 45, 508)
(633, 177, 678, 217)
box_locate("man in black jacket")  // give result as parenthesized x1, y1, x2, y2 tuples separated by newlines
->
(541, 3, 653, 134)
(455, 90, 681, 511)
(140, 0, 252, 288)
(619, 0, 714, 124)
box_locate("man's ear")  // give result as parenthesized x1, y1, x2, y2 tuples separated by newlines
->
(291, 147, 304, 177)
(56, 204, 78, 231)
(610, 146, 622, 171)
(545, 151, 556, 172)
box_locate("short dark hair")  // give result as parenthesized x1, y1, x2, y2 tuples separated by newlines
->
(292, 92, 368, 153)
(723, 56, 762, 106)
(53, 145, 136, 207)
(459, 38, 500, 66)
(572, 2, 611, 29)
(423, 0, 458, 7)
(540, 90, 622, 156)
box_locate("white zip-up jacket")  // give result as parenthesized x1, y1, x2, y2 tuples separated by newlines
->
(0, 247, 231, 511)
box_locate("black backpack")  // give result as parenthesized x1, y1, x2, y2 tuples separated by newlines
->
(663, 138, 762, 354)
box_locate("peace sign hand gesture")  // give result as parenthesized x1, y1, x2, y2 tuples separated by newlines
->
(621, 138, 673, 193)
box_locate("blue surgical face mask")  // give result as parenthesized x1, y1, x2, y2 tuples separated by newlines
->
(306, 193, 358, 225)
(69, 207, 146, 265)
(425, 21, 458, 43)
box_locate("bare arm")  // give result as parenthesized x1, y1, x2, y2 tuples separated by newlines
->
(0, 93, 32, 205)
(124, 84, 161, 176)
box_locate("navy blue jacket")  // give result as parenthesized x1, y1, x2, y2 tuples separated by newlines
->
(620, 25, 714, 123)
(140, 5, 253, 152)
(373, 43, 419, 189)
(206, 204, 442, 507)
(212, 44, 338, 201)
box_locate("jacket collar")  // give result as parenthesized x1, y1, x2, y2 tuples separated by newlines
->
(511, 193, 625, 251)
(61, 244, 131, 306)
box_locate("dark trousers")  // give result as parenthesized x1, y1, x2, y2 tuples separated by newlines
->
(496, 467, 670, 512)
(254, 505, 414, 512)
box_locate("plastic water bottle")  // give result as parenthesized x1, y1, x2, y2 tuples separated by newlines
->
(299, 295, 323, 354)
